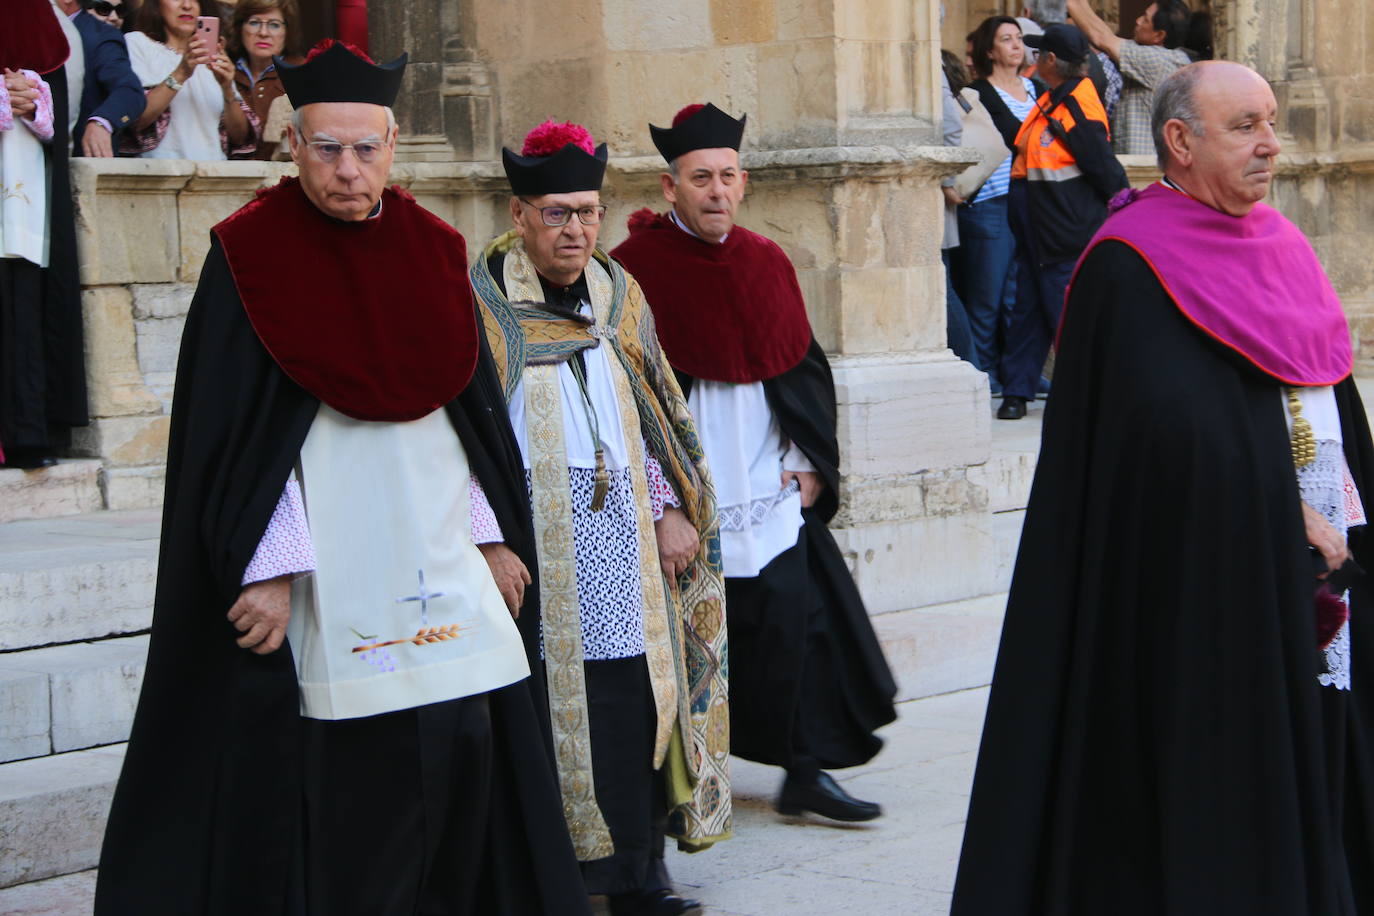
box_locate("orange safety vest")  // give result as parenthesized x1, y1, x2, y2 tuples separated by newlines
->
(1011, 77, 1110, 182)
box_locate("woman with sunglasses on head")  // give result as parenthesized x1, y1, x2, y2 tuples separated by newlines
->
(123, 0, 257, 159)
(227, 0, 301, 159)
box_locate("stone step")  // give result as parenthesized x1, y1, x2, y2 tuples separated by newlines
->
(0, 636, 149, 764)
(0, 460, 103, 524)
(873, 592, 1007, 702)
(0, 509, 159, 651)
(0, 745, 125, 889)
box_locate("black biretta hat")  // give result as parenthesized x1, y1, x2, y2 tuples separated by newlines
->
(502, 121, 608, 195)
(649, 103, 746, 164)
(276, 40, 408, 108)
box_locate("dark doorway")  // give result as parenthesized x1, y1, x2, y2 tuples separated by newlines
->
(295, 0, 337, 48)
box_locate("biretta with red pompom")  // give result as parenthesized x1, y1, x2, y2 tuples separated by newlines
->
(502, 120, 608, 196)
(649, 102, 746, 164)
(275, 39, 407, 108)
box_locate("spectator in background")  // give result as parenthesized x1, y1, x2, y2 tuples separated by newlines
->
(123, 0, 257, 159)
(1021, 0, 1121, 120)
(997, 24, 1125, 420)
(1067, 0, 1191, 155)
(56, 0, 143, 156)
(1, 0, 89, 468)
(959, 16, 1038, 394)
(228, 0, 301, 160)
(86, 0, 130, 30)
(940, 45, 977, 367)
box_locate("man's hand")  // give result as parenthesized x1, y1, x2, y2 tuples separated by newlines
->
(1066, 0, 1122, 60)
(82, 122, 114, 157)
(227, 576, 292, 654)
(1303, 501, 1351, 577)
(478, 542, 531, 619)
(655, 506, 699, 580)
(782, 470, 824, 509)
(941, 185, 964, 208)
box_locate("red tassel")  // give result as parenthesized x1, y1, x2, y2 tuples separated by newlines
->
(1315, 587, 1349, 651)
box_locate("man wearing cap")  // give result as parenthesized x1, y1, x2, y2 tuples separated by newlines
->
(996, 23, 1126, 420)
(611, 103, 896, 825)
(953, 61, 1374, 912)
(468, 120, 729, 916)
(95, 41, 588, 916)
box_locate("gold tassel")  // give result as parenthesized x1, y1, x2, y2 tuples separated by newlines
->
(1287, 388, 1316, 468)
(590, 447, 609, 512)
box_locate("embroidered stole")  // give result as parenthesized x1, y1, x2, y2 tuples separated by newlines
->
(473, 234, 734, 854)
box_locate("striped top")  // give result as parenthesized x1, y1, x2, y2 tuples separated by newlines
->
(977, 77, 1037, 202)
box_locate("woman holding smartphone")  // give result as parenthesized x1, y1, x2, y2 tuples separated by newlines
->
(123, 0, 256, 159)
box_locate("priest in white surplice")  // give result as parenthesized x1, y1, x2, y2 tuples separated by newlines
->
(612, 103, 897, 827)
(470, 119, 730, 916)
(97, 42, 588, 916)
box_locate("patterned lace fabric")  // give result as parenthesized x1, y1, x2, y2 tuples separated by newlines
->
(717, 478, 801, 533)
(241, 477, 316, 585)
(1299, 438, 1357, 691)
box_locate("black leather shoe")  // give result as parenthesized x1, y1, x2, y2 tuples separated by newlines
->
(608, 889, 703, 916)
(776, 770, 882, 822)
(996, 396, 1027, 420)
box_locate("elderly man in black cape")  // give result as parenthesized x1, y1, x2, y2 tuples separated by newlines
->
(95, 41, 588, 916)
(953, 60, 1374, 914)
(611, 103, 897, 824)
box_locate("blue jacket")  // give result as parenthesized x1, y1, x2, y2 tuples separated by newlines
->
(71, 10, 144, 154)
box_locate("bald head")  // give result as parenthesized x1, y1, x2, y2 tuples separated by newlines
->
(1154, 61, 1281, 216)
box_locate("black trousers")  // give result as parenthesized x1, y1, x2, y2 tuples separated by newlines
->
(725, 538, 821, 776)
(580, 654, 671, 897)
(294, 694, 493, 916)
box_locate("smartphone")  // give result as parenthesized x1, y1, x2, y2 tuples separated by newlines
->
(195, 15, 220, 51)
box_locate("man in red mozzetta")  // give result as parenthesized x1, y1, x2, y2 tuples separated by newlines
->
(612, 103, 896, 826)
(953, 61, 1374, 913)
(95, 40, 587, 916)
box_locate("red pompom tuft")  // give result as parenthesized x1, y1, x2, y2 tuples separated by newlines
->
(521, 120, 595, 157)
(389, 185, 415, 203)
(672, 104, 705, 127)
(307, 38, 373, 64)
(626, 208, 658, 233)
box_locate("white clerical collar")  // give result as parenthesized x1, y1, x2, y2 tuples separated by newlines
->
(1161, 175, 1192, 198)
(669, 208, 728, 244)
(367, 197, 383, 219)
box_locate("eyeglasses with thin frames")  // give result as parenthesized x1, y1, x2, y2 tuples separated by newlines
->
(246, 18, 286, 32)
(518, 198, 608, 227)
(305, 140, 386, 164)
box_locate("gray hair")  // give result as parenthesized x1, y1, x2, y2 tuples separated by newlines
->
(1052, 55, 1089, 81)
(290, 105, 397, 138)
(1023, 0, 1067, 26)
(1151, 66, 1205, 169)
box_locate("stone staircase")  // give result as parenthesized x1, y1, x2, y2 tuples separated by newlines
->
(0, 398, 1042, 904)
(0, 474, 158, 892)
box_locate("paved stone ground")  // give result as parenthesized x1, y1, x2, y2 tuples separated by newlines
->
(0, 687, 990, 916)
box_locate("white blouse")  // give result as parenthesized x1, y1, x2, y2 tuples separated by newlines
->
(125, 30, 227, 160)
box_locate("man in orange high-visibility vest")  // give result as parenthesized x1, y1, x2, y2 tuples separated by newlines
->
(996, 23, 1127, 420)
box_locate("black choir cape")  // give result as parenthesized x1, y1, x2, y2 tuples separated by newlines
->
(0, 62, 88, 459)
(951, 240, 1374, 914)
(94, 239, 589, 916)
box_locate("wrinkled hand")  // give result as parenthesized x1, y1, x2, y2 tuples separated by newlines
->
(782, 470, 824, 509)
(226, 576, 292, 654)
(1303, 501, 1350, 577)
(655, 506, 699, 580)
(4, 69, 39, 119)
(81, 122, 114, 157)
(941, 185, 964, 207)
(478, 542, 531, 619)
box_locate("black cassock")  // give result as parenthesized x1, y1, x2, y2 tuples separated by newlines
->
(677, 339, 897, 772)
(94, 242, 589, 916)
(952, 241, 1374, 914)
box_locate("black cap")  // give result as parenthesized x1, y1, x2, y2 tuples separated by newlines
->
(1024, 24, 1091, 65)
(276, 41, 407, 109)
(649, 103, 746, 164)
(502, 121, 608, 196)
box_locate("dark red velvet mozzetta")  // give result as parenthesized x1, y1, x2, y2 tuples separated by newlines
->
(2, 0, 71, 74)
(213, 178, 478, 422)
(612, 209, 811, 384)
